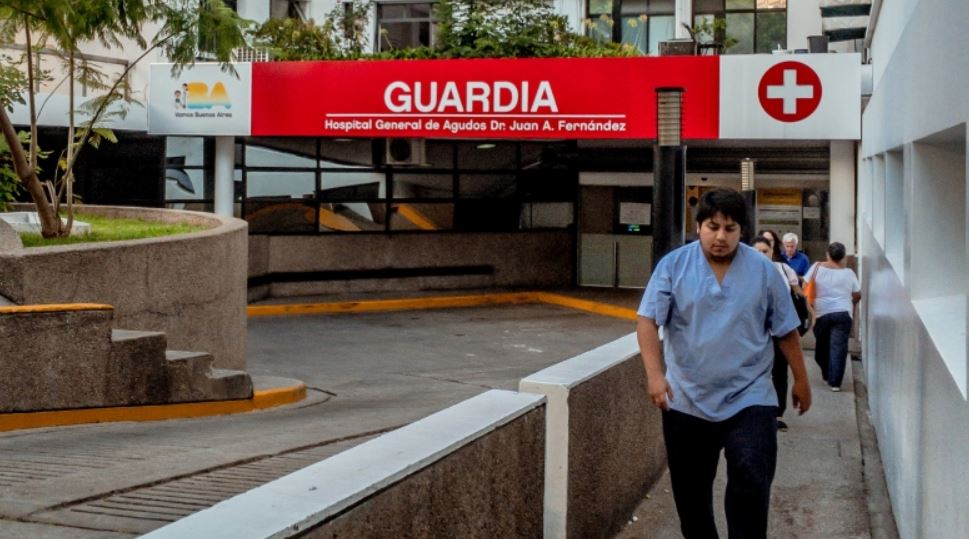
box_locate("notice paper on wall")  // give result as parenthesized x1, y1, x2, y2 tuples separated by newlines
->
(620, 203, 651, 226)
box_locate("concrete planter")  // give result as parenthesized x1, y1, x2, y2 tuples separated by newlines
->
(0, 205, 249, 369)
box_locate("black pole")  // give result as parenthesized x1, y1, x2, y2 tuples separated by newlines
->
(741, 189, 757, 244)
(651, 146, 686, 269)
(651, 88, 686, 270)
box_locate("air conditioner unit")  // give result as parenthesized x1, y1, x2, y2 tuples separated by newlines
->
(385, 138, 426, 166)
(659, 38, 696, 56)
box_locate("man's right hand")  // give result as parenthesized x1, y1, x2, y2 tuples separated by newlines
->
(648, 375, 673, 410)
(791, 378, 812, 415)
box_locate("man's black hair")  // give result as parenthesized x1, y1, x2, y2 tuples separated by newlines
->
(828, 241, 846, 262)
(695, 188, 748, 229)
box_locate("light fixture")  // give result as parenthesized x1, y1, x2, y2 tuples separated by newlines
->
(332, 138, 353, 143)
(476, 143, 496, 150)
(656, 88, 683, 147)
(741, 158, 756, 191)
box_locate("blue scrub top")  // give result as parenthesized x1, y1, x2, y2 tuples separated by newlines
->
(638, 242, 799, 422)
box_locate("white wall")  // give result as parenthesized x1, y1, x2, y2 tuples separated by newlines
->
(829, 140, 856, 253)
(556, 0, 585, 36)
(868, 0, 918, 90)
(860, 0, 969, 537)
(786, 0, 823, 51)
(7, 20, 162, 129)
(237, 0, 271, 22)
(306, 0, 339, 23)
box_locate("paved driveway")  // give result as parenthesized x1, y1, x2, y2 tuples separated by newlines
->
(0, 300, 635, 537)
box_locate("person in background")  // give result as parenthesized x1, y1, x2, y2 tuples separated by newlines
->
(637, 188, 812, 538)
(807, 242, 861, 391)
(757, 229, 782, 255)
(781, 232, 811, 277)
(752, 236, 803, 432)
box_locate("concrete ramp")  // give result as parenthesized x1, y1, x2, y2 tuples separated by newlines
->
(141, 390, 545, 539)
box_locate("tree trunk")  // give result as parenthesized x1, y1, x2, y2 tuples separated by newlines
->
(0, 107, 61, 237)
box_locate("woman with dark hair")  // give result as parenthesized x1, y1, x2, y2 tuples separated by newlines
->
(757, 229, 783, 260)
(806, 242, 861, 391)
(752, 236, 804, 431)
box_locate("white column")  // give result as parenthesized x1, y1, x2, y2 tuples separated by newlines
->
(214, 136, 235, 217)
(675, 0, 693, 39)
(830, 140, 857, 253)
(557, 0, 585, 37)
(236, 0, 270, 23)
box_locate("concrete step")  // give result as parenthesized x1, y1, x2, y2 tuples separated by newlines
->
(207, 369, 254, 400)
(165, 350, 214, 375)
(108, 330, 170, 405)
(111, 330, 167, 362)
(165, 351, 217, 402)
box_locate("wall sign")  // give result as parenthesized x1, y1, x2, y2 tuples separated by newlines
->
(148, 63, 251, 136)
(148, 54, 860, 140)
(720, 54, 860, 139)
(249, 57, 719, 139)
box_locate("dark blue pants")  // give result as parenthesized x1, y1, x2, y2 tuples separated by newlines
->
(771, 338, 788, 417)
(812, 311, 853, 387)
(662, 405, 778, 539)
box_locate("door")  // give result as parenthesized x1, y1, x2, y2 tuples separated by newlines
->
(578, 184, 652, 287)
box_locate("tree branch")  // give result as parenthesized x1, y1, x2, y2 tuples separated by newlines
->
(62, 33, 175, 177)
(0, 106, 60, 236)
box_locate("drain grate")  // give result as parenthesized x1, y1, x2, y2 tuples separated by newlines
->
(35, 434, 381, 534)
(0, 447, 145, 487)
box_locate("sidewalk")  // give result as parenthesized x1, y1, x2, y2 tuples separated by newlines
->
(617, 355, 880, 538)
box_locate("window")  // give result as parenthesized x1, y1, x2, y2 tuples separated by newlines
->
(694, 0, 786, 54)
(908, 125, 967, 397)
(165, 137, 214, 213)
(377, 2, 435, 51)
(884, 149, 904, 275)
(270, 0, 309, 21)
(237, 138, 577, 234)
(586, 0, 675, 54)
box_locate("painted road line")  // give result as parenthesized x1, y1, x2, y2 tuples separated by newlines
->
(0, 382, 306, 433)
(0, 303, 113, 314)
(534, 293, 639, 321)
(247, 292, 638, 320)
(247, 292, 537, 317)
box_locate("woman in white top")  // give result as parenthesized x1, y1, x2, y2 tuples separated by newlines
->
(807, 242, 861, 391)
(753, 236, 802, 431)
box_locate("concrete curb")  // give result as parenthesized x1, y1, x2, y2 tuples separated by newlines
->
(140, 390, 545, 539)
(852, 359, 901, 539)
(247, 291, 639, 321)
(0, 378, 306, 432)
(0, 303, 113, 314)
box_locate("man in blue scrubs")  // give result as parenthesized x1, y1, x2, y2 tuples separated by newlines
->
(637, 188, 812, 539)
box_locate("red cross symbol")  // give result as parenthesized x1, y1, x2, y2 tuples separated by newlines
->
(757, 61, 822, 123)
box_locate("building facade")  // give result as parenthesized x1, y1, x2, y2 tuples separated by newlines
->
(858, 0, 969, 537)
(9, 0, 862, 296)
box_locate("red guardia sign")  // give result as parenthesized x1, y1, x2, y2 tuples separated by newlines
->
(251, 57, 719, 139)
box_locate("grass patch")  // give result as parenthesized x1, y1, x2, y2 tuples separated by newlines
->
(18, 213, 209, 247)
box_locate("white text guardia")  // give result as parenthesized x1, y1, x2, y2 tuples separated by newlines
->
(384, 81, 559, 114)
